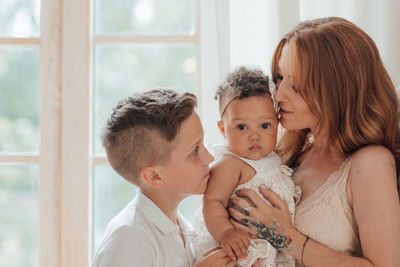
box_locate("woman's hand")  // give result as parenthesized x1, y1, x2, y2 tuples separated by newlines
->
(229, 185, 294, 251)
(193, 247, 237, 267)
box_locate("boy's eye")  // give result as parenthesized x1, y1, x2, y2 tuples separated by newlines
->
(237, 124, 246, 130)
(261, 123, 270, 129)
(192, 146, 199, 156)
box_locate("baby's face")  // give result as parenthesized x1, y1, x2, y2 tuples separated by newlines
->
(219, 95, 278, 160)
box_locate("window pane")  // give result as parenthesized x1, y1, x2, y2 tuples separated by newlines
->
(93, 44, 195, 153)
(92, 164, 198, 255)
(0, 47, 39, 153)
(0, 0, 41, 37)
(0, 164, 38, 267)
(92, 165, 137, 255)
(94, 0, 196, 35)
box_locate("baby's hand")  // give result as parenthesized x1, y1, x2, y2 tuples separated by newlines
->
(220, 228, 251, 261)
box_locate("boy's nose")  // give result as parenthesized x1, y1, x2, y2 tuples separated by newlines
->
(203, 148, 214, 165)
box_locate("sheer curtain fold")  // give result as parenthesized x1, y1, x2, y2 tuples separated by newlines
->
(199, 0, 230, 145)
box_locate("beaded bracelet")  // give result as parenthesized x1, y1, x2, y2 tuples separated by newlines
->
(301, 235, 310, 266)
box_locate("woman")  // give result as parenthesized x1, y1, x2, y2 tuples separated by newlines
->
(229, 17, 400, 266)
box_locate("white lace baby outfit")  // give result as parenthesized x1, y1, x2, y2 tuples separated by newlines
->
(193, 145, 301, 267)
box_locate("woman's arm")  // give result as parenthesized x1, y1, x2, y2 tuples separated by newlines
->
(348, 146, 400, 267)
(229, 146, 400, 267)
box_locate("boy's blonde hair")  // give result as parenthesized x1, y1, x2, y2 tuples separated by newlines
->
(215, 66, 273, 118)
(102, 88, 198, 184)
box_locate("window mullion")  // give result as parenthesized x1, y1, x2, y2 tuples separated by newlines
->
(61, 0, 93, 266)
(39, 0, 63, 267)
(0, 37, 40, 45)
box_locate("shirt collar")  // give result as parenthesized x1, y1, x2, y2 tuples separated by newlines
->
(135, 190, 191, 236)
(177, 212, 197, 242)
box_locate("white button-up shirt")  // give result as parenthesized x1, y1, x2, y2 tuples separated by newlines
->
(91, 190, 197, 267)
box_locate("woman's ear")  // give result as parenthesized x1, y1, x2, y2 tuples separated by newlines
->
(217, 120, 226, 137)
(140, 166, 163, 189)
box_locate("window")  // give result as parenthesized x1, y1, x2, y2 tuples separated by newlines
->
(0, 0, 41, 266)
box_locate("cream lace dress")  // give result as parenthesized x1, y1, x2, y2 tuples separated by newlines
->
(192, 145, 301, 267)
(294, 158, 362, 266)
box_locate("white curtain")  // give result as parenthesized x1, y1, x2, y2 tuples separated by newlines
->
(200, 0, 400, 145)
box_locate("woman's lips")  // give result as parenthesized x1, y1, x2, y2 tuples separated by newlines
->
(279, 108, 291, 116)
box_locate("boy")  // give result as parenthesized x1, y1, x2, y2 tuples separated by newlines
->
(91, 89, 236, 267)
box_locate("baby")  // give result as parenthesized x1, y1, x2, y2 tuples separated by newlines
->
(193, 67, 301, 267)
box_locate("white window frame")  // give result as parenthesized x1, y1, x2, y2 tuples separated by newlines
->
(1, 0, 202, 266)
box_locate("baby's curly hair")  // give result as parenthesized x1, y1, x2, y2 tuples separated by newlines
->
(215, 66, 272, 117)
(215, 67, 271, 100)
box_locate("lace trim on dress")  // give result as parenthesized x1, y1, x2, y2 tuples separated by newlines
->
(296, 157, 351, 211)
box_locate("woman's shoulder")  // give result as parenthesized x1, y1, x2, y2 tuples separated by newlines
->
(348, 145, 396, 196)
(350, 145, 395, 169)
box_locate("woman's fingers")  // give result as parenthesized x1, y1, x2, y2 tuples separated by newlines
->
(230, 218, 251, 231)
(202, 246, 220, 257)
(195, 248, 237, 267)
(259, 185, 285, 209)
(224, 254, 237, 267)
(229, 211, 258, 238)
(229, 206, 248, 222)
(230, 195, 252, 211)
(235, 188, 268, 208)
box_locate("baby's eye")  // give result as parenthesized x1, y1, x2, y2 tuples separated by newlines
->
(261, 123, 270, 129)
(237, 124, 246, 130)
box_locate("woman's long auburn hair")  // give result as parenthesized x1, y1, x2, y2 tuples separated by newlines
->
(273, 17, 400, 190)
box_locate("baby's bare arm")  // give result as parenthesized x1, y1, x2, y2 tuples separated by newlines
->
(203, 155, 242, 243)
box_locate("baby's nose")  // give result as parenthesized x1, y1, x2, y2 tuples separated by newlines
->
(249, 131, 261, 140)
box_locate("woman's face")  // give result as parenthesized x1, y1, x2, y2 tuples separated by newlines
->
(274, 45, 318, 131)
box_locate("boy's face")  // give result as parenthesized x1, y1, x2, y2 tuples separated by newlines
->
(219, 95, 278, 160)
(158, 112, 214, 198)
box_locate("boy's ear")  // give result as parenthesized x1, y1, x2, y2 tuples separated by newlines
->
(217, 120, 225, 137)
(140, 166, 164, 189)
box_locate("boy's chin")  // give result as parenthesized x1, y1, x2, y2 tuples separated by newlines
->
(195, 183, 209, 195)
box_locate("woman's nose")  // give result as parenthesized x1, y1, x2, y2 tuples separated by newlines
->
(273, 81, 285, 102)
